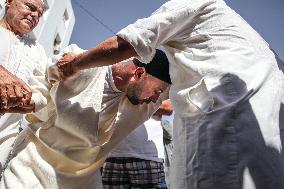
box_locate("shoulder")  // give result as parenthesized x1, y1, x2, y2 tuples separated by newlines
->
(151, 0, 195, 16)
(0, 27, 12, 45)
(151, 0, 218, 16)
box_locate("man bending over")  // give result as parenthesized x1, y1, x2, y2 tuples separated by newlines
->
(1, 45, 171, 189)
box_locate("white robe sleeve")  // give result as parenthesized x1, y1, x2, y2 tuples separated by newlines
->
(30, 44, 50, 112)
(117, 1, 197, 63)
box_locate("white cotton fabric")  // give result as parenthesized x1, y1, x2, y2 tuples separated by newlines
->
(109, 116, 165, 162)
(1, 44, 166, 189)
(0, 26, 48, 169)
(117, 0, 284, 188)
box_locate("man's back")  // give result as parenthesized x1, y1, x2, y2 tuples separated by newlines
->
(110, 117, 164, 162)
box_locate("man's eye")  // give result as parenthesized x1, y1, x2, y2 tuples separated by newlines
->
(156, 90, 163, 94)
(26, 4, 36, 11)
(26, 6, 32, 11)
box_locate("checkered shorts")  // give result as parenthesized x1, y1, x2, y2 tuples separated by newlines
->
(102, 157, 167, 189)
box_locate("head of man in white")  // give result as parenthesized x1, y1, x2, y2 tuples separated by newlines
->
(1, 0, 44, 35)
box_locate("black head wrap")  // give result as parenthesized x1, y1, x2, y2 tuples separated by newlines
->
(133, 49, 171, 84)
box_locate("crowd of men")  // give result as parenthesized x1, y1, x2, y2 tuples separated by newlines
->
(0, 0, 283, 189)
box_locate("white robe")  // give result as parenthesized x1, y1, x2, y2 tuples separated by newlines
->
(1, 45, 166, 189)
(0, 27, 48, 169)
(117, 0, 284, 188)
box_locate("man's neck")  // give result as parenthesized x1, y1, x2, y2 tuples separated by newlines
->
(0, 19, 20, 36)
(0, 19, 11, 31)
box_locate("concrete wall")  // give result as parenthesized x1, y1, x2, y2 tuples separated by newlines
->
(0, 0, 5, 18)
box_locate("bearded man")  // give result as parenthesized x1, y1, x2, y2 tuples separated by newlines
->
(1, 45, 171, 189)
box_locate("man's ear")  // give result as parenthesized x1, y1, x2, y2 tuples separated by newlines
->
(6, 0, 13, 8)
(134, 67, 146, 80)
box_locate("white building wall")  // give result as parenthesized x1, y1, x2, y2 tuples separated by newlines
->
(0, 0, 75, 58)
(0, 0, 5, 18)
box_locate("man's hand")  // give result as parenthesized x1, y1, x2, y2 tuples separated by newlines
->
(0, 65, 33, 113)
(153, 100, 173, 117)
(56, 52, 79, 81)
(0, 100, 35, 115)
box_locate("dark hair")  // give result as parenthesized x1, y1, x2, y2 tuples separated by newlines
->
(133, 49, 171, 84)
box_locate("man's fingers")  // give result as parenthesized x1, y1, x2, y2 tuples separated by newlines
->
(14, 85, 23, 98)
(16, 79, 32, 105)
(21, 91, 31, 106)
(5, 71, 32, 100)
(57, 59, 68, 65)
(18, 79, 32, 94)
(56, 52, 79, 81)
(0, 86, 8, 110)
(9, 100, 35, 113)
(6, 84, 18, 108)
(0, 66, 33, 108)
(6, 84, 16, 99)
(25, 99, 35, 112)
(57, 53, 74, 65)
(0, 109, 5, 116)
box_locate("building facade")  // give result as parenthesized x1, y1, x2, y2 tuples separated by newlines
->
(0, 0, 75, 57)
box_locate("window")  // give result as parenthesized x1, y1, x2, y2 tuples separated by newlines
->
(53, 33, 61, 55)
(0, 0, 4, 17)
(42, 0, 50, 19)
(43, 0, 49, 9)
(0, 0, 4, 7)
(63, 9, 69, 28)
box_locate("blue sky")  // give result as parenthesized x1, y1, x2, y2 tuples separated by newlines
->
(70, 0, 284, 59)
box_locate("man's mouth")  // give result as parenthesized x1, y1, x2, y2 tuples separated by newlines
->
(24, 18, 34, 27)
(128, 96, 151, 105)
(143, 99, 151, 104)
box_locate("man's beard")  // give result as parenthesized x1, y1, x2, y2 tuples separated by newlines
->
(127, 95, 151, 105)
(127, 95, 140, 105)
(126, 83, 151, 105)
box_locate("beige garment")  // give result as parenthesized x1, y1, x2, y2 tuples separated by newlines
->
(1, 45, 164, 189)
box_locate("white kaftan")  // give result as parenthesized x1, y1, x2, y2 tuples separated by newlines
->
(0, 45, 167, 189)
(0, 27, 48, 170)
(117, 0, 284, 188)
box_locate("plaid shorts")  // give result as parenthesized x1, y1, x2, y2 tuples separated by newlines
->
(102, 157, 167, 189)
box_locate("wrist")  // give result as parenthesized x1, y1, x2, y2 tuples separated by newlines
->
(72, 53, 82, 72)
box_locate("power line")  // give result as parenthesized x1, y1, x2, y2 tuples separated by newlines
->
(72, 0, 116, 35)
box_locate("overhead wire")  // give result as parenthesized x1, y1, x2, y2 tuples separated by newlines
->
(72, 0, 116, 35)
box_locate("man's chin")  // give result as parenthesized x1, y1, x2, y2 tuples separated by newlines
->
(18, 23, 33, 34)
(128, 96, 140, 105)
(130, 100, 140, 105)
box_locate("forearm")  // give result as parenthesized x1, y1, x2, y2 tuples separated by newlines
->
(73, 36, 137, 70)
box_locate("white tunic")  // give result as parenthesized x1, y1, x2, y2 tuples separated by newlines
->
(109, 116, 165, 163)
(0, 27, 48, 169)
(117, 0, 284, 188)
(1, 45, 167, 189)
(104, 67, 165, 163)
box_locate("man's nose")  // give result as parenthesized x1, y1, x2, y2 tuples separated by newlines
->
(31, 12, 40, 19)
